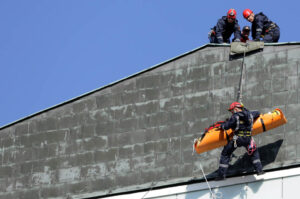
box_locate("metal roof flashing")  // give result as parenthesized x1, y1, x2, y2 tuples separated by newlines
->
(98, 167, 300, 199)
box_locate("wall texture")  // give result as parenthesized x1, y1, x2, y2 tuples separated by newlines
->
(0, 43, 299, 199)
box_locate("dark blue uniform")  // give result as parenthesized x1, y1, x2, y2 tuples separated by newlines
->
(217, 108, 263, 178)
(209, 16, 241, 43)
(252, 12, 280, 42)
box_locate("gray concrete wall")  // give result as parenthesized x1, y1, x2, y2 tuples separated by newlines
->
(0, 43, 299, 199)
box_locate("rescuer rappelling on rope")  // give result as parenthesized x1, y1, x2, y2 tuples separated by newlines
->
(214, 102, 264, 180)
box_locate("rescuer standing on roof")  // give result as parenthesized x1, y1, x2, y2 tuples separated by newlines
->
(208, 9, 242, 44)
(243, 9, 280, 43)
(215, 102, 264, 180)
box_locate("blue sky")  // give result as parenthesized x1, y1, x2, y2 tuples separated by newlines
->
(0, 0, 299, 127)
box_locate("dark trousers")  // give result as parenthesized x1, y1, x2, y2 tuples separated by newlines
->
(263, 26, 280, 43)
(218, 136, 263, 177)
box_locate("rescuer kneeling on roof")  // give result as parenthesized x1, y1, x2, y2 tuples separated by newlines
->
(243, 9, 280, 43)
(208, 9, 242, 44)
(215, 102, 264, 180)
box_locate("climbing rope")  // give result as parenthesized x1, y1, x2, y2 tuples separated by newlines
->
(192, 145, 223, 199)
(140, 181, 157, 199)
(198, 162, 216, 199)
(198, 161, 223, 199)
(236, 42, 249, 103)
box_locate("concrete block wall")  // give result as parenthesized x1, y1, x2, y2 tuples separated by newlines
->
(0, 43, 299, 199)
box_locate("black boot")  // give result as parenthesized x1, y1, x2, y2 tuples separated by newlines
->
(215, 175, 226, 181)
(257, 170, 265, 175)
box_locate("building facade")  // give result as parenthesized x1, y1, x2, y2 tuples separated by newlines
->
(0, 43, 299, 199)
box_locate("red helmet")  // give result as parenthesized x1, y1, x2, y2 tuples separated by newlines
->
(243, 9, 253, 19)
(228, 102, 244, 111)
(227, 8, 237, 19)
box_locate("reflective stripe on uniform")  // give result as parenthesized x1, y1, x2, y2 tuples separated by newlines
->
(235, 115, 240, 131)
(237, 130, 251, 135)
(253, 159, 261, 164)
(217, 36, 223, 39)
(237, 132, 251, 136)
(250, 113, 254, 131)
(256, 28, 262, 32)
(219, 164, 229, 168)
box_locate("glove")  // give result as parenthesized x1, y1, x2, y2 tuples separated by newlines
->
(208, 29, 215, 36)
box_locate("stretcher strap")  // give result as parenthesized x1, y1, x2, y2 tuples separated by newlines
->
(260, 118, 266, 132)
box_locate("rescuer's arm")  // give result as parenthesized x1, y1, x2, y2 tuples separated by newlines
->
(220, 115, 237, 130)
(254, 16, 264, 41)
(251, 110, 261, 120)
(215, 19, 225, 43)
(233, 23, 242, 41)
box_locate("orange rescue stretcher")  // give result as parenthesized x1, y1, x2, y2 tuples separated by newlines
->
(194, 108, 287, 154)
